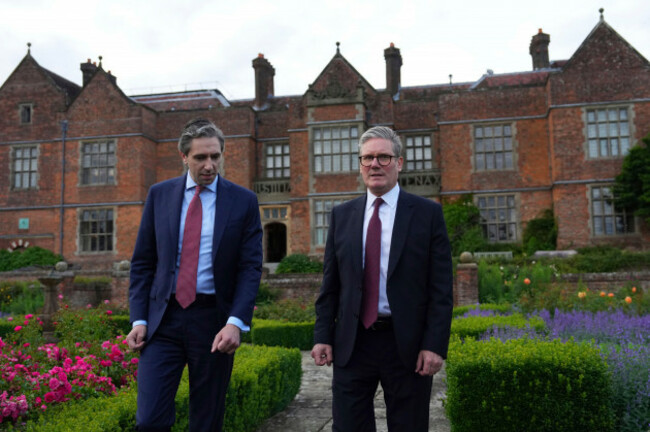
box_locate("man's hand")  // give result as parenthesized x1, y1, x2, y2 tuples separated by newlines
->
(126, 325, 147, 351)
(415, 350, 443, 376)
(211, 324, 241, 355)
(310, 343, 333, 366)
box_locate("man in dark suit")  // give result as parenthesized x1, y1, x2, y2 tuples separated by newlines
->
(311, 126, 453, 432)
(126, 118, 263, 431)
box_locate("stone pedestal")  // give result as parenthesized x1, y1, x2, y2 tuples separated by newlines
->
(37, 275, 63, 342)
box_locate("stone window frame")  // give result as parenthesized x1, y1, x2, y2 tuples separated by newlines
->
(19, 103, 33, 125)
(475, 193, 519, 242)
(584, 106, 632, 159)
(262, 205, 289, 221)
(11, 145, 39, 190)
(80, 139, 117, 186)
(264, 142, 290, 179)
(78, 207, 115, 254)
(311, 124, 361, 174)
(472, 123, 515, 171)
(588, 185, 636, 236)
(312, 197, 350, 246)
(403, 134, 433, 171)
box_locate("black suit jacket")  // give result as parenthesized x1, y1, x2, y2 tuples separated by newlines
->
(314, 189, 453, 369)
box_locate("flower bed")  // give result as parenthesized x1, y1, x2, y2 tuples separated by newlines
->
(450, 305, 650, 432)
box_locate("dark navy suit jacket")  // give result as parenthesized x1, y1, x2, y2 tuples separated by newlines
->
(129, 174, 263, 341)
(314, 190, 453, 369)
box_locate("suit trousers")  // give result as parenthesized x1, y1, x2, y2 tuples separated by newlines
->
(136, 295, 234, 432)
(332, 324, 433, 432)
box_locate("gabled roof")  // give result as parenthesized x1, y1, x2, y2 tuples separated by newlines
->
(308, 44, 376, 95)
(0, 52, 81, 102)
(470, 69, 555, 90)
(562, 17, 650, 71)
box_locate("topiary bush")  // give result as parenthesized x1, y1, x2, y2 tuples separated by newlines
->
(445, 338, 614, 432)
(275, 254, 323, 274)
(251, 319, 314, 350)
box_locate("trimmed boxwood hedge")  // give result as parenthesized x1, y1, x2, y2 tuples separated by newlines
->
(445, 337, 614, 432)
(251, 319, 314, 350)
(450, 313, 546, 340)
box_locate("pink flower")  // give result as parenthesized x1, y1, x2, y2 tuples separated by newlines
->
(58, 294, 63, 300)
(104, 299, 110, 304)
(14, 326, 22, 332)
(41, 405, 47, 411)
(23, 343, 30, 348)
(6, 317, 13, 321)
(24, 320, 29, 325)
(86, 304, 92, 309)
(130, 358, 139, 365)
(25, 314, 33, 319)
(43, 392, 56, 403)
(106, 310, 113, 315)
(100, 360, 112, 367)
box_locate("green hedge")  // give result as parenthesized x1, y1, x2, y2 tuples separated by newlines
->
(452, 303, 513, 318)
(251, 319, 314, 350)
(445, 338, 614, 432)
(15, 344, 301, 432)
(450, 313, 546, 339)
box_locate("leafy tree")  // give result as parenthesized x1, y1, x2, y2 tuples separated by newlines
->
(522, 209, 557, 255)
(613, 135, 650, 224)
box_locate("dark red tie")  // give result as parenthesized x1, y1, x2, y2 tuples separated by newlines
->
(176, 185, 203, 308)
(361, 197, 383, 328)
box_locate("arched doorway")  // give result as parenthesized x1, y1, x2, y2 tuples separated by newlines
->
(265, 222, 287, 262)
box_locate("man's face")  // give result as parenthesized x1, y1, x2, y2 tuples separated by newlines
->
(360, 137, 403, 197)
(181, 136, 222, 186)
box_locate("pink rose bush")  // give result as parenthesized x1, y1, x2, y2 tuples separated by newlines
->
(0, 335, 138, 424)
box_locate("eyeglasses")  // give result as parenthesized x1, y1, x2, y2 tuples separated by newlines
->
(358, 154, 396, 167)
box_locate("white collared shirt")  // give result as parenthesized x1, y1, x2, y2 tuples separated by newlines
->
(362, 184, 400, 316)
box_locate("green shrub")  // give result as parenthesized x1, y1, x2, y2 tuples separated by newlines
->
(445, 338, 614, 432)
(451, 313, 546, 340)
(53, 304, 122, 346)
(251, 319, 315, 350)
(254, 298, 316, 322)
(275, 254, 323, 274)
(0, 247, 62, 272)
(452, 303, 513, 318)
(523, 209, 557, 255)
(255, 282, 280, 305)
(442, 195, 487, 256)
(17, 345, 301, 432)
(0, 280, 44, 315)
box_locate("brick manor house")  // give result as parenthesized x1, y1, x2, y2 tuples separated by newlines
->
(1, 13, 649, 269)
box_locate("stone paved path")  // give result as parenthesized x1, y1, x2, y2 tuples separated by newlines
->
(256, 351, 451, 432)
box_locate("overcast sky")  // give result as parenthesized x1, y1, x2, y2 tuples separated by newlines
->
(1, 0, 648, 101)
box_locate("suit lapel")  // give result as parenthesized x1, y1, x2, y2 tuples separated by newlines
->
(387, 190, 414, 280)
(212, 176, 233, 261)
(168, 176, 186, 249)
(349, 196, 367, 285)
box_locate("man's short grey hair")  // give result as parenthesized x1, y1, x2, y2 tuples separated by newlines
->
(358, 126, 402, 157)
(178, 118, 225, 156)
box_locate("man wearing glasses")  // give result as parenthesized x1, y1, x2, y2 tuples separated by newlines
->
(312, 126, 453, 431)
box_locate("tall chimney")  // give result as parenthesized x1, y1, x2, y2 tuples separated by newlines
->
(384, 43, 402, 98)
(252, 54, 275, 110)
(80, 59, 97, 87)
(529, 29, 550, 70)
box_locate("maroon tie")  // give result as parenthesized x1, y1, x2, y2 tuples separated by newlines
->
(176, 185, 203, 308)
(361, 197, 383, 328)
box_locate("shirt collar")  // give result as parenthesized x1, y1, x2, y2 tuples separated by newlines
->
(366, 183, 400, 212)
(185, 174, 218, 193)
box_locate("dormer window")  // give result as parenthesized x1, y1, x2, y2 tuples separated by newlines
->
(19, 104, 33, 124)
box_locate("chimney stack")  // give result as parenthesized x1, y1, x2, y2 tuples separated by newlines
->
(384, 43, 402, 98)
(529, 29, 550, 70)
(252, 54, 275, 110)
(80, 59, 97, 87)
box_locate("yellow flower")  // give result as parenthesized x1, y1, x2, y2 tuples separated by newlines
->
(578, 292, 587, 299)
